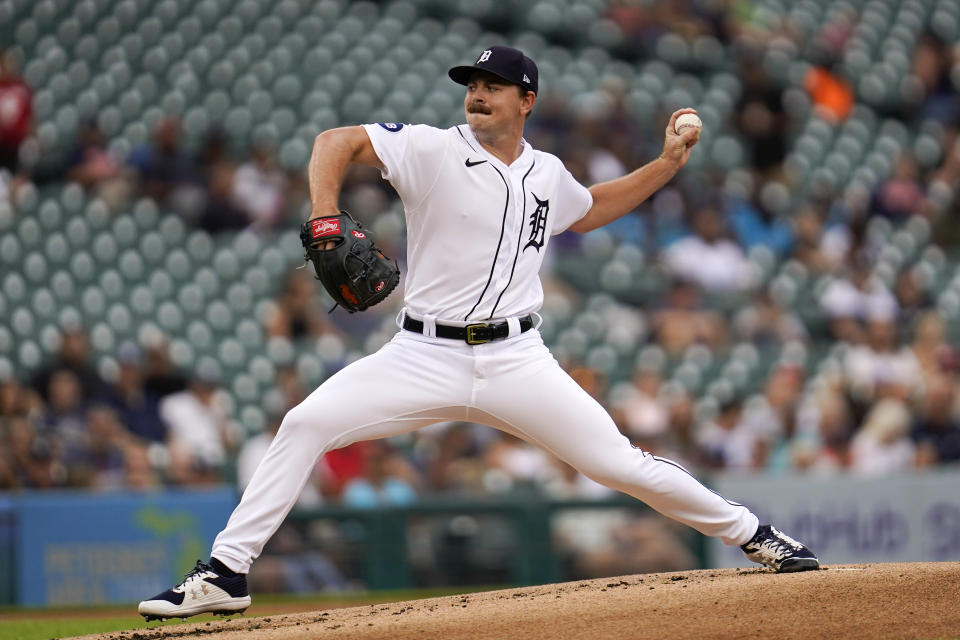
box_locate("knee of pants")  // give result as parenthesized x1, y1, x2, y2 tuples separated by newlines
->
(575, 447, 654, 490)
(278, 403, 355, 451)
(581, 467, 635, 491)
(277, 405, 322, 441)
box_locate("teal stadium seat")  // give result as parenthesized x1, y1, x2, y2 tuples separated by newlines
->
(186, 319, 214, 353)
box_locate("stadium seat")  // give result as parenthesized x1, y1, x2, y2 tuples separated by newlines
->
(157, 300, 184, 333)
(218, 337, 246, 371)
(206, 300, 234, 333)
(186, 319, 214, 352)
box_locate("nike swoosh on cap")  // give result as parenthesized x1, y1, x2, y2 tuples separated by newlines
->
(465, 158, 487, 167)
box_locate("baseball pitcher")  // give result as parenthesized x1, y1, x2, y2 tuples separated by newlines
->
(139, 46, 818, 621)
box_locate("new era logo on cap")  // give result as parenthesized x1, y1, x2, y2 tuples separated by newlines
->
(448, 45, 538, 95)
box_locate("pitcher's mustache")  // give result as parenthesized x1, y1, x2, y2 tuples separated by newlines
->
(468, 103, 491, 114)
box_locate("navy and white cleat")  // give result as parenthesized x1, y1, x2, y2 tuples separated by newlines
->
(741, 525, 820, 573)
(138, 559, 251, 621)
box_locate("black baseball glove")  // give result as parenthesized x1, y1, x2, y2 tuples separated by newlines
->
(300, 211, 400, 313)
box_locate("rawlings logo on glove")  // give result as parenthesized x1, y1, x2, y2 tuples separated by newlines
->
(300, 211, 400, 313)
(310, 217, 341, 237)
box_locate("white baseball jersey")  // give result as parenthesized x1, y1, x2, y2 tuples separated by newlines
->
(362, 122, 593, 322)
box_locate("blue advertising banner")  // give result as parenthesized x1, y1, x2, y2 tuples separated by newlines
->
(13, 488, 237, 606)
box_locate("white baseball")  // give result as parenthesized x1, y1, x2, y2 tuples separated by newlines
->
(675, 113, 702, 134)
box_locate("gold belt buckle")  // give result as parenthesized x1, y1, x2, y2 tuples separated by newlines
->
(465, 323, 492, 345)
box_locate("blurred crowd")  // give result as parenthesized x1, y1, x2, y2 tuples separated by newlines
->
(3, 3, 960, 505)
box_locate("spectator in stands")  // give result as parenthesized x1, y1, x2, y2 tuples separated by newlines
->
(40, 369, 89, 480)
(194, 128, 248, 232)
(791, 203, 845, 274)
(267, 366, 309, 415)
(231, 138, 288, 231)
(650, 279, 728, 356)
(909, 311, 952, 386)
(664, 206, 752, 292)
(913, 374, 960, 466)
(911, 372, 960, 467)
(895, 266, 935, 329)
(736, 56, 788, 176)
(843, 311, 923, 418)
(741, 363, 804, 450)
(568, 82, 639, 187)
(418, 422, 489, 494)
(788, 388, 853, 474)
(870, 153, 929, 220)
(122, 441, 162, 490)
(727, 185, 795, 258)
(198, 160, 250, 233)
(30, 326, 106, 402)
(696, 395, 769, 471)
(647, 184, 689, 249)
(160, 365, 241, 485)
(732, 289, 808, 347)
(337, 159, 398, 229)
(0, 47, 33, 177)
(128, 116, 204, 220)
(103, 343, 167, 444)
(658, 384, 703, 471)
(820, 253, 898, 344)
(74, 405, 129, 489)
(263, 268, 343, 341)
(0, 375, 40, 420)
(614, 364, 670, 449)
(524, 92, 576, 157)
(849, 398, 916, 475)
(141, 337, 188, 399)
(484, 432, 558, 492)
(911, 376, 960, 467)
(197, 127, 232, 172)
(65, 120, 132, 212)
(319, 441, 371, 500)
(803, 60, 854, 123)
(341, 441, 419, 508)
(6, 416, 66, 489)
(912, 32, 960, 125)
(568, 364, 607, 404)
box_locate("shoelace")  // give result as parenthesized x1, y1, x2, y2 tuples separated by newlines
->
(171, 560, 215, 593)
(757, 529, 804, 556)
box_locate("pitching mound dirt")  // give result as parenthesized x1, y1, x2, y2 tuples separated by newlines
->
(73, 562, 959, 640)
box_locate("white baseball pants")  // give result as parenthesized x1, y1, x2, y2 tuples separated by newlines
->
(212, 328, 758, 573)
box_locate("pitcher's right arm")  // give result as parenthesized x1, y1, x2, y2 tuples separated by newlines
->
(308, 126, 385, 219)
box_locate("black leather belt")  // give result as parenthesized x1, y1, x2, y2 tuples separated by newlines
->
(403, 315, 534, 345)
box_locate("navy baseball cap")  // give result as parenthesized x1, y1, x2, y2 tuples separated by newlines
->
(448, 46, 538, 95)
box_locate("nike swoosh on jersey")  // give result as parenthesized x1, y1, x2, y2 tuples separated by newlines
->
(465, 158, 487, 167)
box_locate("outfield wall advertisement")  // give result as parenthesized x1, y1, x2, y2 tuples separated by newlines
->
(6, 472, 960, 605)
(709, 471, 960, 568)
(12, 489, 236, 606)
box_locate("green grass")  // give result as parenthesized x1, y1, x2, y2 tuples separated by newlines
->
(0, 615, 222, 640)
(0, 586, 499, 640)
